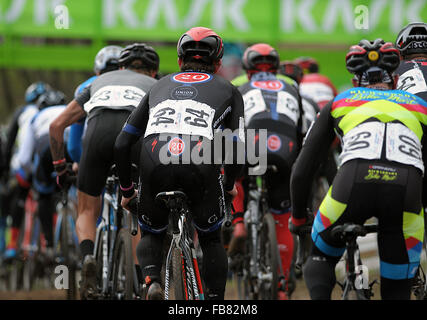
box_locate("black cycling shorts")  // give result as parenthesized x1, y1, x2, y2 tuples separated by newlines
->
(312, 159, 424, 280)
(78, 109, 140, 197)
(137, 134, 226, 234)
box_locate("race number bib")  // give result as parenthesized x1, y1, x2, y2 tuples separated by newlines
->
(84, 85, 146, 113)
(276, 91, 300, 125)
(300, 82, 335, 104)
(340, 122, 385, 165)
(144, 99, 216, 140)
(243, 89, 267, 126)
(243, 89, 300, 125)
(386, 122, 423, 172)
(397, 67, 427, 95)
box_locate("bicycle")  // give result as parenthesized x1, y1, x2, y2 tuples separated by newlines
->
(92, 165, 139, 300)
(411, 236, 427, 300)
(147, 189, 232, 300)
(53, 174, 80, 299)
(331, 223, 378, 300)
(233, 165, 285, 300)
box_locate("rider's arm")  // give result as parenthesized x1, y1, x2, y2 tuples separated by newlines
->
(114, 94, 150, 198)
(422, 135, 427, 208)
(4, 107, 23, 169)
(16, 115, 36, 181)
(49, 97, 87, 165)
(222, 86, 245, 191)
(290, 101, 336, 225)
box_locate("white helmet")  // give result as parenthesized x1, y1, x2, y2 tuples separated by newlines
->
(93, 45, 123, 74)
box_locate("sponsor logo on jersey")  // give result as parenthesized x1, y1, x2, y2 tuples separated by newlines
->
(168, 137, 185, 156)
(170, 85, 198, 99)
(267, 135, 281, 152)
(251, 80, 284, 92)
(172, 72, 212, 84)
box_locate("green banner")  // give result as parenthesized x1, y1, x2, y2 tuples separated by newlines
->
(1, 0, 426, 43)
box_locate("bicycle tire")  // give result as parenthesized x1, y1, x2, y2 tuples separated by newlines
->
(60, 214, 78, 300)
(111, 228, 134, 299)
(95, 227, 107, 299)
(172, 246, 198, 300)
(259, 213, 279, 300)
(172, 247, 187, 300)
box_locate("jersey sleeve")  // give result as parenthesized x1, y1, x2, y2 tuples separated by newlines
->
(223, 85, 245, 191)
(74, 86, 91, 110)
(114, 93, 150, 197)
(290, 101, 336, 222)
(16, 117, 36, 177)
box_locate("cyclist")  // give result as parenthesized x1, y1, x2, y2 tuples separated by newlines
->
(15, 89, 68, 260)
(1, 82, 52, 258)
(295, 56, 338, 109)
(395, 22, 427, 101)
(290, 39, 425, 300)
(229, 44, 304, 299)
(67, 45, 123, 163)
(114, 26, 244, 300)
(278, 60, 318, 134)
(49, 43, 159, 299)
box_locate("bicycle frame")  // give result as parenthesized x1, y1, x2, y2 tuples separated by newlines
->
(243, 173, 284, 297)
(163, 197, 204, 300)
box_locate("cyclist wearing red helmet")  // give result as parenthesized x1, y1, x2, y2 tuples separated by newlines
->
(295, 56, 338, 109)
(395, 22, 427, 101)
(114, 27, 244, 300)
(228, 43, 304, 299)
(290, 39, 426, 300)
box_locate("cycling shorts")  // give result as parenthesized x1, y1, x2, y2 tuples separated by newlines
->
(78, 109, 140, 197)
(137, 134, 226, 234)
(312, 159, 424, 280)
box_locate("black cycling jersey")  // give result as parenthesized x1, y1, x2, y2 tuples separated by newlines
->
(395, 58, 427, 101)
(115, 70, 245, 193)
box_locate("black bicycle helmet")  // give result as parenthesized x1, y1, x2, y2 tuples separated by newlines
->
(396, 22, 427, 58)
(25, 81, 52, 103)
(177, 27, 224, 64)
(242, 43, 280, 72)
(118, 43, 159, 70)
(346, 38, 401, 75)
(36, 90, 66, 109)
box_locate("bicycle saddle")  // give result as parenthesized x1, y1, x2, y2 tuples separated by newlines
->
(331, 223, 377, 241)
(155, 191, 188, 208)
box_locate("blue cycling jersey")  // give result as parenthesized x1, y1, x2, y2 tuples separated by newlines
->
(67, 75, 97, 162)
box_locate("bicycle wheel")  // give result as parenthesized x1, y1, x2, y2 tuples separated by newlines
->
(111, 228, 134, 299)
(60, 214, 78, 300)
(172, 246, 198, 300)
(258, 213, 279, 300)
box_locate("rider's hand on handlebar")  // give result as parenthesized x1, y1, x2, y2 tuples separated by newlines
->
(55, 163, 75, 189)
(121, 190, 138, 211)
(226, 184, 238, 199)
(288, 209, 314, 236)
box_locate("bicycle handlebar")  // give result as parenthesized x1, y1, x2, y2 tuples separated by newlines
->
(127, 197, 139, 236)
